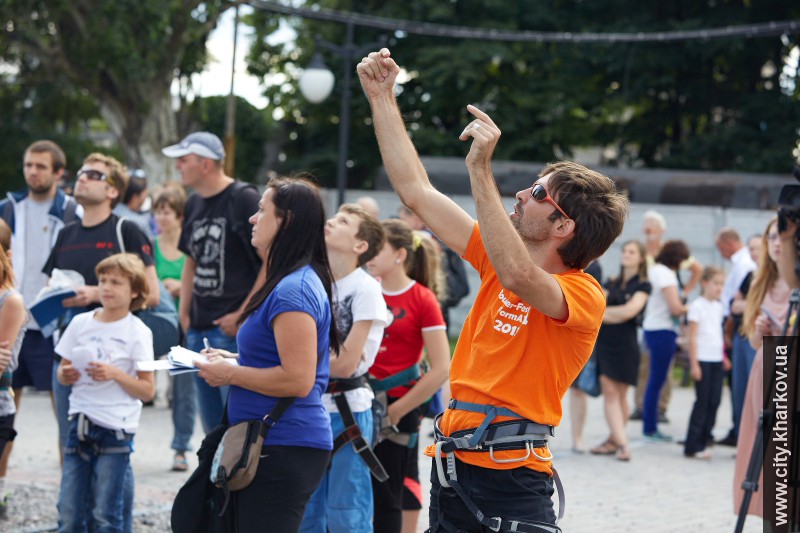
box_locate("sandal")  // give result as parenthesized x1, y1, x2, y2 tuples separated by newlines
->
(616, 446, 631, 462)
(172, 453, 189, 472)
(590, 440, 617, 455)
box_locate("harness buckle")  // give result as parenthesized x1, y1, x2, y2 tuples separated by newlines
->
(487, 516, 502, 532)
(488, 441, 532, 464)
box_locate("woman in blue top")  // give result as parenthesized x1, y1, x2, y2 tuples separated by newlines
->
(196, 176, 339, 532)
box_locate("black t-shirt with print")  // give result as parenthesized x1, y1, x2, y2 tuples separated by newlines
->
(42, 214, 155, 320)
(179, 181, 262, 329)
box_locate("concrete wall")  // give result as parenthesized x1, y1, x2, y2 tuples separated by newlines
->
(322, 188, 777, 337)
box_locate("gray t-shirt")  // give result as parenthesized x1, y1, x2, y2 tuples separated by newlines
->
(22, 199, 55, 324)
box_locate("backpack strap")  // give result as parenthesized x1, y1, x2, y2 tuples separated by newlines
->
(115, 217, 127, 253)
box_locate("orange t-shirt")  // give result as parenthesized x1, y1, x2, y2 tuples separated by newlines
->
(424, 224, 605, 475)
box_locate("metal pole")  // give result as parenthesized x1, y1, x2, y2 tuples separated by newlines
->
(335, 21, 355, 207)
(224, 6, 240, 177)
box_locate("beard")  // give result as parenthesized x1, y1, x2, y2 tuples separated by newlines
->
(27, 181, 54, 195)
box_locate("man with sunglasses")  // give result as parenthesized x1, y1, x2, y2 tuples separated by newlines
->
(358, 49, 628, 533)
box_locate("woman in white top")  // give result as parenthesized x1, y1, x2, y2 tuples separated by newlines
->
(641, 240, 689, 441)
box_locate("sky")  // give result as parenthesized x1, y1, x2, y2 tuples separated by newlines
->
(193, 6, 292, 110)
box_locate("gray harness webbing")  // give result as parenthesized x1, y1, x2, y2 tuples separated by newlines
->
(432, 399, 565, 533)
(63, 413, 130, 461)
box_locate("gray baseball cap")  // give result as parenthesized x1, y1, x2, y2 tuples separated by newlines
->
(162, 132, 225, 160)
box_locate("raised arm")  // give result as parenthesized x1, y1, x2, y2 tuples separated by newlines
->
(459, 105, 571, 319)
(357, 49, 474, 256)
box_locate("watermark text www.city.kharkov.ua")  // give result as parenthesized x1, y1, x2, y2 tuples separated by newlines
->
(770, 344, 791, 528)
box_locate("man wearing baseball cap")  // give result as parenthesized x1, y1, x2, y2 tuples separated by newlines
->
(162, 132, 262, 469)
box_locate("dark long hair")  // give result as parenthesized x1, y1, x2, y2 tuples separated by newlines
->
(238, 176, 340, 355)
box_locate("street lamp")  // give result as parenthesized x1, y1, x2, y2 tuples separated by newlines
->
(298, 21, 385, 207)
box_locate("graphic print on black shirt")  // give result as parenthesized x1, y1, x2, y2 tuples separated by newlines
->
(188, 216, 227, 297)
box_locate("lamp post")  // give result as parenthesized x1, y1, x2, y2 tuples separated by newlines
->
(299, 21, 385, 207)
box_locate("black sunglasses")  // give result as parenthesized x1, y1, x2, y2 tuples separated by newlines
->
(77, 169, 109, 182)
(530, 182, 572, 220)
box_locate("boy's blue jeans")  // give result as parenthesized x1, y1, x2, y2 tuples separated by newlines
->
(186, 327, 234, 433)
(58, 416, 133, 533)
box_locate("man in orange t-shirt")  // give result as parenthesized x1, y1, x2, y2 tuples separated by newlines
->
(358, 49, 628, 532)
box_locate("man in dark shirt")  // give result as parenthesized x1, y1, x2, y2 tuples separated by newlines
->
(162, 132, 262, 434)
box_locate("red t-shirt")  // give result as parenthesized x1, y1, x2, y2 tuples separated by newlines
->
(370, 281, 446, 398)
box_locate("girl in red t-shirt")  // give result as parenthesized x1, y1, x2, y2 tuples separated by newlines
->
(366, 219, 450, 533)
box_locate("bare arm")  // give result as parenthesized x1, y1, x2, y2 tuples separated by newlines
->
(662, 285, 688, 316)
(682, 258, 703, 295)
(330, 320, 374, 378)
(144, 265, 160, 307)
(196, 311, 319, 398)
(460, 105, 570, 319)
(603, 292, 649, 325)
(86, 363, 155, 402)
(0, 293, 26, 373)
(386, 328, 450, 425)
(357, 49, 474, 255)
(213, 266, 266, 337)
(687, 321, 701, 381)
(178, 257, 195, 333)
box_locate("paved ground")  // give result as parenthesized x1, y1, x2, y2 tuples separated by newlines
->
(5, 375, 764, 532)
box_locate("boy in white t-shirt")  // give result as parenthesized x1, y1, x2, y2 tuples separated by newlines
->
(301, 204, 387, 533)
(55, 254, 155, 532)
(683, 266, 726, 459)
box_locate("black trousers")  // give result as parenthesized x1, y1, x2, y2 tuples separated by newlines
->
(233, 445, 330, 532)
(684, 361, 723, 455)
(427, 456, 556, 532)
(372, 404, 423, 533)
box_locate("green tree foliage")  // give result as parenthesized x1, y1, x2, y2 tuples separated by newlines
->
(1, 0, 234, 183)
(0, 59, 104, 193)
(245, 0, 799, 187)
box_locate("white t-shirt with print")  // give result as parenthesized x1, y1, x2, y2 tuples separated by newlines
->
(55, 311, 154, 433)
(323, 268, 387, 414)
(687, 297, 724, 363)
(643, 263, 680, 332)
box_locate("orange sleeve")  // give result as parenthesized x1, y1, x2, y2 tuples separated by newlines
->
(551, 271, 605, 331)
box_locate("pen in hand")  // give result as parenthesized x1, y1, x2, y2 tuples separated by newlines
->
(203, 337, 211, 352)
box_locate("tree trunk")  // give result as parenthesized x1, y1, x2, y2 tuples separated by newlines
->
(100, 90, 178, 186)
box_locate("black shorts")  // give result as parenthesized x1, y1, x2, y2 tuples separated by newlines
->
(12, 330, 54, 391)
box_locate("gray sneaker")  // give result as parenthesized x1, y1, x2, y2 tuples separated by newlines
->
(644, 431, 673, 443)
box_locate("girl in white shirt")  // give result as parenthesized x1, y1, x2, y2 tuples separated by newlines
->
(683, 267, 726, 459)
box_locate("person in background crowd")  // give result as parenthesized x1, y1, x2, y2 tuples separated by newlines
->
(195, 177, 339, 531)
(113, 169, 153, 239)
(641, 240, 690, 442)
(590, 241, 650, 462)
(734, 218, 789, 518)
(714, 228, 756, 447)
(366, 220, 450, 533)
(568, 260, 602, 454)
(162, 132, 262, 434)
(683, 266, 726, 460)
(0, 219, 28, 519)
(356, 196, 381, 220)
(0, 141, 80, 512)
(632, 210, 702, 423)
(151, 187, 194, 471)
